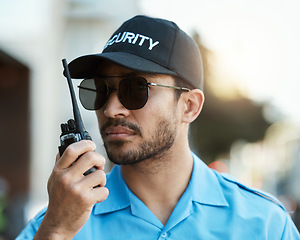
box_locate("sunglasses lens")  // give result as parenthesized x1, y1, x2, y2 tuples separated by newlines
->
(79, 79, 108, 110)
(119, 77, 148, 110)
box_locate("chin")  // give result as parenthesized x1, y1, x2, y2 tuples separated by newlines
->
(104, 141, 139, 164)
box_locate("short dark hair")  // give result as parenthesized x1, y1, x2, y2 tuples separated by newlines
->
(173, 76, 194, 101)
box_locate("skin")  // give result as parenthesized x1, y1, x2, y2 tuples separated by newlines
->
(34, 63, 204, 239)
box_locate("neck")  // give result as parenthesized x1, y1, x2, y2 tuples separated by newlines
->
(121, 146, 193, 225)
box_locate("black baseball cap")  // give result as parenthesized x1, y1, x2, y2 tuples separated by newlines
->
(67, 15, 204, 90)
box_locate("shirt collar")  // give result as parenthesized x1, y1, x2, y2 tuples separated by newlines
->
(94, 165, 130, 215)
(189, 153, 228, 207)
(94, 152, 228, 215)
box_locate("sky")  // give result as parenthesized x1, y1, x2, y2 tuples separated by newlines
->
(140, 0, 300, 122)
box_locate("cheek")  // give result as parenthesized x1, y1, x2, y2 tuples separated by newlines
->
(139, 102, 177, 133)
(146, 89, 175, 111)
(146, 92, 179, 122)
(96, 110, 105, 126)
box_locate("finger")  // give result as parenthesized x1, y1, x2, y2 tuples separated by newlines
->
(56, 140, 96, 170)
(91, 186, 109, 204)
(55, 153, 60, 163)
(80, 169, 107, 189)
(71, 152, 106, 176)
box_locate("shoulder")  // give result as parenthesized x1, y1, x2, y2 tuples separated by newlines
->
(16, 207, 47, 239)
(214, 170, 287, 213)
(203, 169, 300, 238)
(215, 172, 300, 238)
(192, 153, 286, 212)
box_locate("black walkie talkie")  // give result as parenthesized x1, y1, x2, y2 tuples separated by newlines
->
(59, 58, 96, 176)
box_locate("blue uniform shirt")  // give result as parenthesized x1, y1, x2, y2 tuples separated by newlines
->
(17, 153, 300, 239)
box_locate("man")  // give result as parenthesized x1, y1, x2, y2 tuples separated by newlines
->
(17, 15, 299, 239)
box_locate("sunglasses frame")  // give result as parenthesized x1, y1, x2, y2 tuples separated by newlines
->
(78, 76, 190, 111)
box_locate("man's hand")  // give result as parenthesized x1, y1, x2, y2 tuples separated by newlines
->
(34, 140, 109, 239)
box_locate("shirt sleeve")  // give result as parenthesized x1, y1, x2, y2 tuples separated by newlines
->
(15, 208, 47, 240)
(281, 214, 300, 240)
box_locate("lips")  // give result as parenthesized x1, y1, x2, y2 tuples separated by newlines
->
(104, 125, 136, 141)
(100, 118, 142, 143)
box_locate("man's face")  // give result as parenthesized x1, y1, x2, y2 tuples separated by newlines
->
(95, 63, 181, 165)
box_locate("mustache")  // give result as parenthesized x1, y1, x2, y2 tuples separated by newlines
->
(100, 118, 142, 137)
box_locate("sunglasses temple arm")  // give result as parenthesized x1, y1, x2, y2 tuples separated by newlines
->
(148, 82, 190, 91)
(78, 86, 98, 92)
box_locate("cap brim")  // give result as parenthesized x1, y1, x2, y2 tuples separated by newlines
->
(66, 52, 177, 79)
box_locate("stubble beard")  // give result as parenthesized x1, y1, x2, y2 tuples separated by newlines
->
(101, 117, 178, 166)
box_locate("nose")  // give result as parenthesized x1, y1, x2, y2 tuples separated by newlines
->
(103, 91, 130, 118)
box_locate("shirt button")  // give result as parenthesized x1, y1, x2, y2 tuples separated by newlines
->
(159, 232, 168, 239)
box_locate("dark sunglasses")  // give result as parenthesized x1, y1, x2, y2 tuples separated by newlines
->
(78, 76, 190, 111)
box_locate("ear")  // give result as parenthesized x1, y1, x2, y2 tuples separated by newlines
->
(181, 89, 205, 124)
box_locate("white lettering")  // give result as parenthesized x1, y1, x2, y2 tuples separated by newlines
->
(115, 32, 126, 43)
(132, 34, 139, 44)
(138, 34, 149, 46)
(108, 35, 117, 46)
(148, 38, 159, 50)
(103, 31, 160, 51)
(122, 32, 135, 43)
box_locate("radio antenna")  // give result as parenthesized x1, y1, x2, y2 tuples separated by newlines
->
(62, 58, 85, 135)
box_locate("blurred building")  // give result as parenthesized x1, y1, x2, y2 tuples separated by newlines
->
(1, 0, 299, 238)
(227, 119, 300, 229)
(0, 0, 140, 238)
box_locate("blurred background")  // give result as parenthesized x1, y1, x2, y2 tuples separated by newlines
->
(0, 0, 299, 238)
